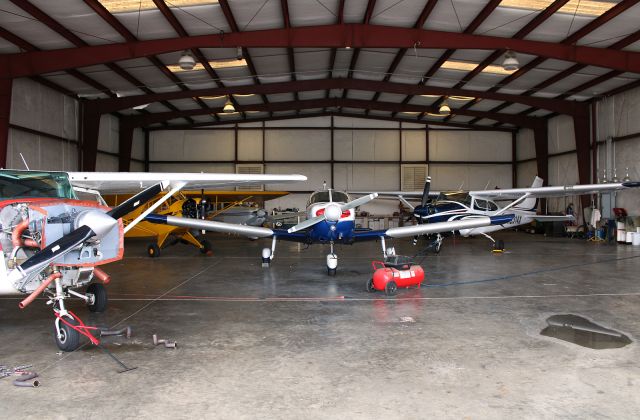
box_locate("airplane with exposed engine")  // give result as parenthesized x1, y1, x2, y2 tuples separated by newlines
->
(0, 169, 305, 351)
(368, 176, 640, 252)
(146, 187, 515, 276)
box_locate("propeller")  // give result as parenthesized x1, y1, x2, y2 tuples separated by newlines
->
(413, 176, 433, 223)
(420, 176, 432, 207)
(288, 193, 378, 233)
(7, 182, 165, 285)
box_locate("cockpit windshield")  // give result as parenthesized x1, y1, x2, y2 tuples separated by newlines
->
(308, 190, 350, 205)
(0, 170, 76, 200)
(436, 191, 471, 206)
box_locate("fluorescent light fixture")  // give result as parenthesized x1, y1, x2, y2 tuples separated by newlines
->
(199, 95, 226, 100)
(426, 112, 450, 117)
(420, 94, 475, 101)
(167, 59, 247, 73)
(400, 111, 421, 115)
(223, 96, 235, 113)
(99, 0, 218, 13)
(499, 0, 615, 17)
(441, 60, 516, 75)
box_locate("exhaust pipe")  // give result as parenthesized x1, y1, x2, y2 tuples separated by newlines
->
(13, 372, 39, 388)
(12, 219, 39, 249)
(93, 267, 111, 285)
(19, 272, 62, 309)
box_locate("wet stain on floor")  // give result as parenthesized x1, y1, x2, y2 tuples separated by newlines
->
(541, 314, 632, 349)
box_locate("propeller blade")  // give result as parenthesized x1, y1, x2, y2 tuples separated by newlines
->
(340, 193, 378, 211)
(8, 225, 94, 284)
(107, 182, 164, 220)
(421, 176, 432, 207)
(287, 215, 325, 233)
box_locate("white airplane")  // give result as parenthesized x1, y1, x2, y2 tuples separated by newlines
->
(146, 188, 515, 276)
(0, 169, 306, 351)
(371, 176, 640, 252)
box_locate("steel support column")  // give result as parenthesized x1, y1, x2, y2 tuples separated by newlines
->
(118, 120, 134, 172)
(80, 102, 101, 171)
(533, 121, 548, 212)
(573, 113, 592, 208)
(0, 78, 11, 167)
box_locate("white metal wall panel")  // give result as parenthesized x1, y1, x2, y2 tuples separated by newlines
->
(517, 160, 538, 188)
(266, 116, 330, 128)
(131, 128, 145, 161)
(10, 78, 78, 140)
(517, 128, 536, 160)
(98, 114, 119, 154)
(606, 140, 640, 212)
(265, 130, 331, 161)
(7, 129, 77, 171)
(150, 131, 178, 160)
(401, 130, 427, 161)
(334, 116, 398, 129)
(237, 129, 263, 161)
(130, 161, 145, 172)
(183, 130, 234, 161)
(95, 153, 118, 172)
(430, 131, 511, 162)
(429, 164, 512, 190)
(149, 163, 235, 173)
(333, 163, 400, 191)
(597, 86, 640, 140)
(265, 163, 329, 191)
(333, 130, 399, 161)
(548, 114, 575, 154)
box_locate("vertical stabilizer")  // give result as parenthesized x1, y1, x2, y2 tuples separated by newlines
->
(516, 176, 543, 211)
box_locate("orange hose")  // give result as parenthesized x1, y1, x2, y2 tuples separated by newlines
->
(11, 219, 39, 248)
(92, 267, 111, 285)
(19, 272, 62, 309)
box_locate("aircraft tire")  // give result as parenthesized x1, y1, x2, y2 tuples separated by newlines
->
(53, 318, 81, 352)
(434, 241, 442, 254)
(384, 281, 397, 296)
(147, 243, 161, 258)
(494, 239, 505, 251)
(327, 267, 337, 276)
(199, 239, 212, 254)
(87, 283, 108, 313)
(366, 278, 375, 292)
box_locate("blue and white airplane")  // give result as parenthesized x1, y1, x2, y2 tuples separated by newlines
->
(147, 188, 514, 275)
(372, 176, 640, 252)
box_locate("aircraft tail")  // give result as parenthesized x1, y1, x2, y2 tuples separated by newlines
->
(515, 176, 543, 211)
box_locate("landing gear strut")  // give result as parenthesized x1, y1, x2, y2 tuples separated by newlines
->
(261, 236, 277, 267)
(327, 242, 337, 276)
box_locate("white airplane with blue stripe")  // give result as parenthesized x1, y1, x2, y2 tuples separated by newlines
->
(374, 176, 640, 252)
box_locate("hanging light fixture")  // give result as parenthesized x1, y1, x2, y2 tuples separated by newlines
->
(439, 101, 451, 115)
(178, 50, 196, 71)
(223, 96, 235, 113)
(623, 168, 631, 183)
(502, 50, 519, 72)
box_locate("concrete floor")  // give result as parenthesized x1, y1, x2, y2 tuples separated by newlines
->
(2, 231, 640, 419)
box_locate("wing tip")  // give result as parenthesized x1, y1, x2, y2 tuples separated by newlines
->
(622, 181, 640, 188)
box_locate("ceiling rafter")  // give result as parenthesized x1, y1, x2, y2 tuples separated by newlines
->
(324, 0, 345, 110)
(0, 25, 114, 98)
(80, 0, 195, 123)
(86, 78, 586, 117)
(462, 0, 640, 124)
(148, 111, 514, 132)
(393, 0, 502, 118)
(218, 0, 270, 116)
(366, 0, 438, 116)
(340, 0, 376, 102)
(5, 24, 640, 78)
(279, 0, 298, 108)
(119, 97, 541, 129)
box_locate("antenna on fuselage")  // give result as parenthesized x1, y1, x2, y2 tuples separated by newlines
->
(19, 153, 30, 170)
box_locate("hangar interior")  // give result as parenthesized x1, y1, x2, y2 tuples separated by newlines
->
(2, 0, 640, 418)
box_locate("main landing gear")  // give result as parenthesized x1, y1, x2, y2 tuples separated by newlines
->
(479, 233, 505, 252)
(261, 236, 277, 268)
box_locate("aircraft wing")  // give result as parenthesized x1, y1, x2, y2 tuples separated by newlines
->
(353, 215, 514, 240)
(349, 190, 440, 199)
(531, 215, 576, 222)
(470, 181, 640, 201)
(68, 172, 306, 194)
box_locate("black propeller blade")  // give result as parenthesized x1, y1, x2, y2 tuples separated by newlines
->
(421, 176, 432, 207)
(108, 183, 164, 220)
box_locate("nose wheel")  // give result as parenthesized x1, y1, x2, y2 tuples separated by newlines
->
(53, 316, 80, 352)
(326, 242, 338, 276)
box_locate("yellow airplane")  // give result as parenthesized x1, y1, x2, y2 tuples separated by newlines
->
(104, 191, 289, 257)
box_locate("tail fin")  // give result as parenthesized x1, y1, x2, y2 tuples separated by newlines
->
(516, 176, 543, 211)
